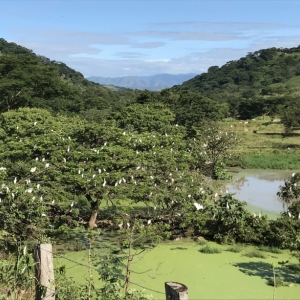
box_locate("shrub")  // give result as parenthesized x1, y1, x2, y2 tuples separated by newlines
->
(243, 250, 266, 259)
(227, 245, 242, 253)
(258, 245, 282, 254)
(199, 245, 222, 254)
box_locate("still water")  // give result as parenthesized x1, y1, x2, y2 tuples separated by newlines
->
(226, 170, 298, 214)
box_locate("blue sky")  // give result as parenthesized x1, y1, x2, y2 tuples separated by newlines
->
(1, 0, 300, 77)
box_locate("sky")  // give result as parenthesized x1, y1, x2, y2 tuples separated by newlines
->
(1, 0, 300, 77)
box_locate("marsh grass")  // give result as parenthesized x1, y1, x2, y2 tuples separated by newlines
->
(243, 153, 300, 169)
(243, 250, 266, 259)
(267, 276, 289, 287)
(258, 245, 282, 254)
(227, 245, 242, 253)
(199, 245, 222, 254)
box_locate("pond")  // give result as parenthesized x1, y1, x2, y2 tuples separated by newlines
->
(226, 169, 299, 215)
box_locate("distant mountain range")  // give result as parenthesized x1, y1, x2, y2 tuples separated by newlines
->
(87, 73, 198, 91)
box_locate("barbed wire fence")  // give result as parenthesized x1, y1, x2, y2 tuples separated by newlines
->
(37, 244, 166, 299)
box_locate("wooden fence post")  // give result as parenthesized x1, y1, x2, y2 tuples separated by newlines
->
(165, 282, 188, 300)
(34, 244, 55, 300)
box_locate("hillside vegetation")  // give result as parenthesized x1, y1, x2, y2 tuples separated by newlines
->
(172, 46, 300, 130)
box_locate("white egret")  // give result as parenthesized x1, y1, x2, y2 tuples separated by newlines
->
(147, 220, 151, 225)
(292, 173, 296, 177)
(14, 177, 17, 184)
(45, 163, 49, 168)
(194, 202, 204, 210)
(71, 202, 74, 207)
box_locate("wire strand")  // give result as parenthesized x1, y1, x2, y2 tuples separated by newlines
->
(39, 246, 165, 295)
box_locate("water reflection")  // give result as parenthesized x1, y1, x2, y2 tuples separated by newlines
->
(226, 170, 298, 213)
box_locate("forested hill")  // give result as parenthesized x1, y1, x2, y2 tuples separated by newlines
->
(0, 38, 137, 117)
(172, 46, 300, 119)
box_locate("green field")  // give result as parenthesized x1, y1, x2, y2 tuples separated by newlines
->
(55, 240, 300, 300)
(221, 117, 300, 169)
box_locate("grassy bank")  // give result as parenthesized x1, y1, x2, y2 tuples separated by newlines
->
(243, 153, 300, 169)
(221, 117, 300, 169)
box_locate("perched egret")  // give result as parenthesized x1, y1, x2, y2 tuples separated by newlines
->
(52, 200, 55, 205)
(14, 177, 17, 184)
(30, 167, 37, 173)
(71, 202, 74, 207)
(226, 202, 229, 209)
(45, 163, 50, 168)
(292, 173, 296, 177)
(194, 202, 204, 210)
(147, 220, 151, 225)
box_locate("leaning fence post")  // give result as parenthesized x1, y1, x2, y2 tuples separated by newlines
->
(34, 243, 55, 300)
(165, 282, 188, 300)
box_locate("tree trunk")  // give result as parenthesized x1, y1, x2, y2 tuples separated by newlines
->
(89, 201, 99, 229)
